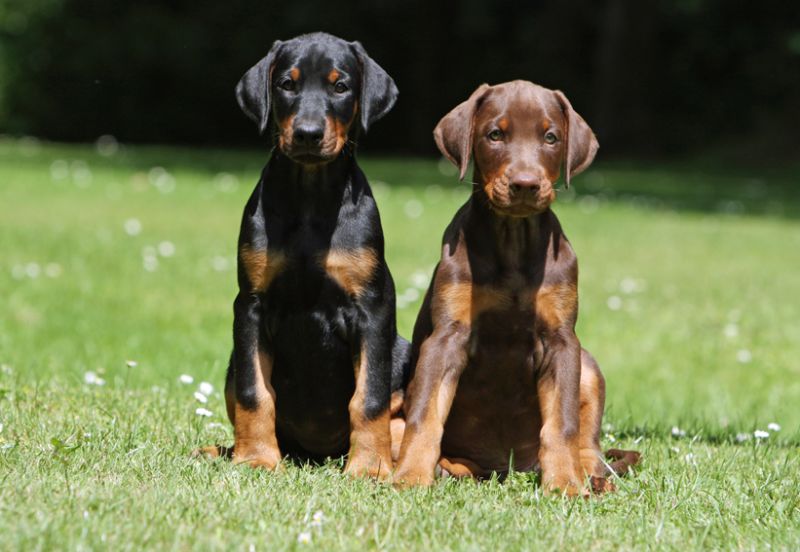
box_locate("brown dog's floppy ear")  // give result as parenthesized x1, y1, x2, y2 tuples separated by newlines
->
(350, 41, 399, 133)
(434, 84, 490, 180)
(236, 40, 283, 135)
(554, 90, 599, 188)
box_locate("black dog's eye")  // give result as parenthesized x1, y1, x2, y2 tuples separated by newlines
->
(279, 79, 296, 92)
(333, 82, 349, 94)
(544, 131, 558, 144)
(488, 129, 504, 142)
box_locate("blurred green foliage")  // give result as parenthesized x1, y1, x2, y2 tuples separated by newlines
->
(0, 0, 799, 159)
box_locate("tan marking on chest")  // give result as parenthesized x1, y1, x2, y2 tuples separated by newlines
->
(535, 283, 577, 328)
(240, 245, 287, 293)
(318, 248, 378, 297)
(434, 282, 514, 325)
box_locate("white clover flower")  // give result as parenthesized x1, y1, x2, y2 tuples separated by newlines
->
(195, 408, 213, 417)
(310, 510, 325, 527)
(671, 426, 686, 437)
(735, 432, 750, 443)
(410, 270, 429, 289)
(767, 422, 781, 432)
(404, 199, 423, 219)
(736, 349, 752, 364)
(402, 288, 420, 303)
(723, 323, 739, 338)
(206, 422, 225, 429)
(125, 360, 138, 368)
(158, 241, 176, 257)
(179, 374, 194, 384)
(45, 263, 63, 278)
(607, 295, 622, 311)
(754, 429, 769, 439)
(143, 255, 158, 272)
(124, 218, 142, 236)
(297, 532, 312, 544)
(198, 381, 214, 395)
(211, 256, 231, 271)
(84, 371, 106, 386)
(194, 392, 208, 404)
(619, 277, 641, 294)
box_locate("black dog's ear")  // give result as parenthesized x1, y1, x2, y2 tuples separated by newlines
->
(350, 41, 398, 133)
(235, 40, 283, 135)
(554, 90, 599, 188)
(433, 84, 490, 180)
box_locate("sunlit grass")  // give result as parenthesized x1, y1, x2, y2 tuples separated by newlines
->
(1, 138, 798, 549)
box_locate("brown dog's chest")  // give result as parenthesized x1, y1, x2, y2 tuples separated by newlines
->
(437, 276, 577, 471)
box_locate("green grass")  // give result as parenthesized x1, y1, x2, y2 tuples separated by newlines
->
(1, 137, 799, 550)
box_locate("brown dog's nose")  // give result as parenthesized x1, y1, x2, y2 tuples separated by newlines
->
(509, 174, 541, 194)
(294, 122, 325, 147)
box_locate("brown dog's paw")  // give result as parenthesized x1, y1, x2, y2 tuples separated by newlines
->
(590, 475, 617, 494)
(605, 448, 641, 476)
(344, 451, 392, 481)
(236, 456, 283, 470)
(392, 467, 436, 489)
(191, 445, 232, 460)
(542, 471, 589, 498)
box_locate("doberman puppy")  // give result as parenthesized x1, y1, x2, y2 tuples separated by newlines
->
(393, 81, 639, 495)
(195, 33, 410, 479)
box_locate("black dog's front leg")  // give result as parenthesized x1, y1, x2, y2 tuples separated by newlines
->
(343, 294, 394, 479)
(225, 291, 282, 469)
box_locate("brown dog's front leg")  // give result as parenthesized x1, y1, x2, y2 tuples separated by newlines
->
(394, 326, 469, 488)
(537, 330, 585, 497)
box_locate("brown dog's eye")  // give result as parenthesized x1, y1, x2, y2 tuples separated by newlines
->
(488, 129, 504, 142)
(544, 131, 558, 144)
(334, 82, 349, 94)
(279, 79, 296, 92)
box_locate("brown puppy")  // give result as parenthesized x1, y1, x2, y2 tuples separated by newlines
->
(393, 81, 638, 496)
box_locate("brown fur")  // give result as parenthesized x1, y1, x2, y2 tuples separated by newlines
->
(318, 248, 378, 297)
(394, 81, 638, 496)
(240, 245, 287, 293)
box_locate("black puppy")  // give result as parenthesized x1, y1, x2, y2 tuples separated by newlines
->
(196, 33, 409, 479)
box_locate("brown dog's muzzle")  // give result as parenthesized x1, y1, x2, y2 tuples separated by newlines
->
(486, 170, 557, 216)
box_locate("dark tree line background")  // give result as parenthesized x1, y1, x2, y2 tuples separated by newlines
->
(1, 0, 798, 159)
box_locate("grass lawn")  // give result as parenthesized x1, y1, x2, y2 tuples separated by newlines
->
(1, 137, 799, 550)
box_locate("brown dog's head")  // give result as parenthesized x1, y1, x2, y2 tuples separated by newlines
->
(236, 32, 398, 165)
(434, 80, 598, 216)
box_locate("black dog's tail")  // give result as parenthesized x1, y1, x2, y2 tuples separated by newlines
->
(390, 335, 412, 394)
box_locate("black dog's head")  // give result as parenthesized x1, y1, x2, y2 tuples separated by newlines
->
(236, 32, 398, 165)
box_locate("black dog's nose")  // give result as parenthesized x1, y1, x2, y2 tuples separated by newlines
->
(293, 122, 325, 147)
(510, 174, 541, 194)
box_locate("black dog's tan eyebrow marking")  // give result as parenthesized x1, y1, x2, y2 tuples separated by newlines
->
(327, 69, 340, 83)
(290, 67, 300, 80)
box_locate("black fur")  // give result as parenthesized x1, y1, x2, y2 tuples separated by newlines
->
(227, 33, 408, 460)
